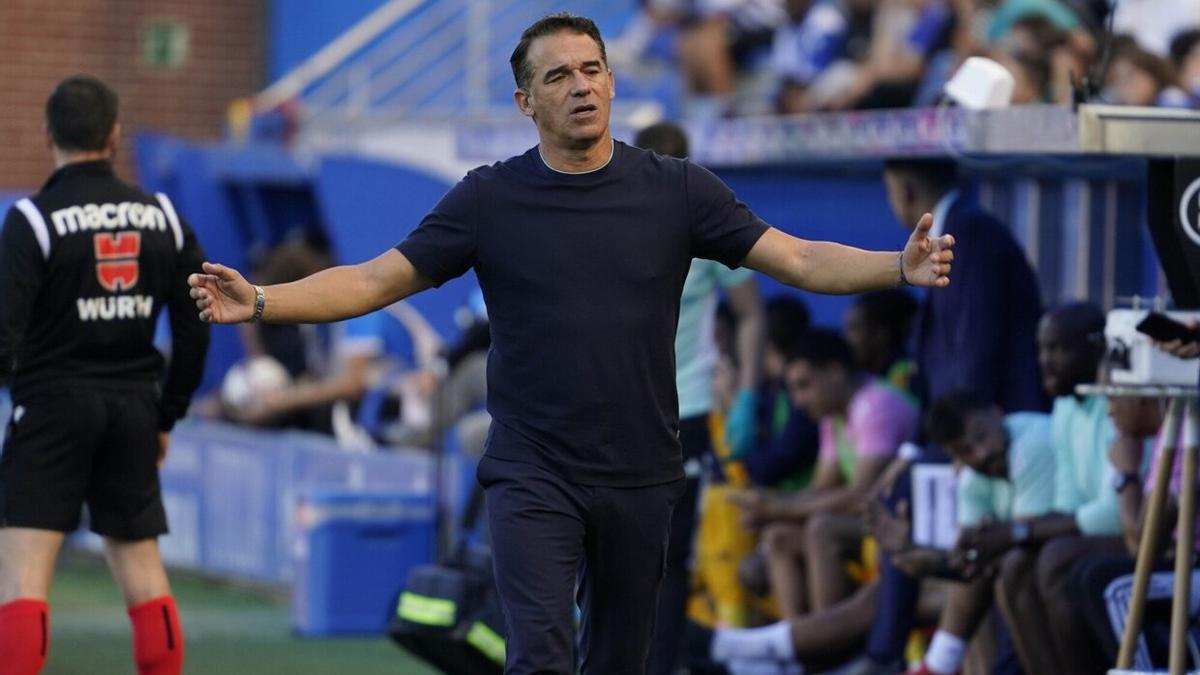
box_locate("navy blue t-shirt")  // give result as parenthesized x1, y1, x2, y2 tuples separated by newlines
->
(396, 141, 769, 486)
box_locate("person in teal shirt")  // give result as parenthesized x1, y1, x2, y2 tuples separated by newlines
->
(676, 258, 763, 434)
(635, 121, 768, 675)
(953, 411, 1056, 532)
(735, 296, 821, 489)
(868, 390, 1056, 675)
(993, 303, 1129, 675)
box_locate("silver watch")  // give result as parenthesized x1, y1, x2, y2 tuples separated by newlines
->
(249, 285, 266, 322)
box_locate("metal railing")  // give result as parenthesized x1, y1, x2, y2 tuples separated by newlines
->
(256, 0, 639, 127)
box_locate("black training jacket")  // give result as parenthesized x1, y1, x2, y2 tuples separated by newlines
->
(0, 160, 210, 430)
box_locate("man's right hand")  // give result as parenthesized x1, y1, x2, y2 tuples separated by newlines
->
(188, 262, 256, 324)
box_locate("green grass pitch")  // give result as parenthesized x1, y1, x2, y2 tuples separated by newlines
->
(43, 553, 438, 674)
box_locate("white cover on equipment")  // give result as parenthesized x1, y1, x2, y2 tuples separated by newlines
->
(1105, 310, 1200, 386)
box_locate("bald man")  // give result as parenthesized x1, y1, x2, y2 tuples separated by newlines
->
(990, 303, 1128, 675)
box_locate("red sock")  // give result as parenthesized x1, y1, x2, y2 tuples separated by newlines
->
(0, 599, 49, 675)
(128, 596, 183, 675)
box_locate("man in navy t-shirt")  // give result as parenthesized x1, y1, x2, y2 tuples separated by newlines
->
(189, 13, 957, 674)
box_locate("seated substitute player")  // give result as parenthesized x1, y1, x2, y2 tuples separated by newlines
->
(0, 76, 210, 675)
(887, 390, 1056, 675)
(686, 389, 1054, 674)
(993, 302, 1126, 675)
(732, 329, 919, 617)
(187, 14, 955, 674)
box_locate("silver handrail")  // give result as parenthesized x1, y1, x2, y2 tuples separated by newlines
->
(254, 0, 426, 112)
(290, 0, 633, 124)
(307, 0, 467, 110)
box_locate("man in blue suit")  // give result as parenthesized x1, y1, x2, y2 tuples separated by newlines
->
(884, 158, 1046, 414)
(838, 159, 1047, 675)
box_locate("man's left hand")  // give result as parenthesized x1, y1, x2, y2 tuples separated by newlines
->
(158, 432, 170, 468)
(903, 213, 956, 288)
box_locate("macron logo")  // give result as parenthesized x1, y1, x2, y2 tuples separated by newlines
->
(50, 202, 168, 235)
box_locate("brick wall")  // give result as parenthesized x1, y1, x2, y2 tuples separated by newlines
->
(0, 0, 266, 190)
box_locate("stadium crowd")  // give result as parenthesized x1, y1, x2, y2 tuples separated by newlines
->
(609, 0, 1200, 117)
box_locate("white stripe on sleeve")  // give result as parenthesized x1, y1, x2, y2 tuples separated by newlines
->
(14, 199, 51, 260)
(155, 192, 185, 252)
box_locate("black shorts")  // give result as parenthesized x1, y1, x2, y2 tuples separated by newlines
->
(0, 385, 167, 539)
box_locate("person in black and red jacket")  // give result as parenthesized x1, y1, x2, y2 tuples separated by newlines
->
(0, 75, 209, 675)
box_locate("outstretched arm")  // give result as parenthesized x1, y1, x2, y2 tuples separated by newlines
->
(741, 214, 954, 294)
(188, 248, 433, 324)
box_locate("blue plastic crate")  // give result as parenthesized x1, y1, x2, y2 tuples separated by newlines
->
(291, 489, 436, 636)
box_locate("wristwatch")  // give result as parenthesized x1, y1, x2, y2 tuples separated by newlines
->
(897, 251, 912, 287)
(1010, 521, 1032, 545)
(1113, 471, 1141, 494)
(250, 285, 266, 323)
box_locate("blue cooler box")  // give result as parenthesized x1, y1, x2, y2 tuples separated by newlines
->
(291, 489, 436, 635)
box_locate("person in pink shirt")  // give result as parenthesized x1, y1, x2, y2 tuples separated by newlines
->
(732, 328, 919, 619)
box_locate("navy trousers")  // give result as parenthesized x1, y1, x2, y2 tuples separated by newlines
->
(479, 454, 686, 674)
